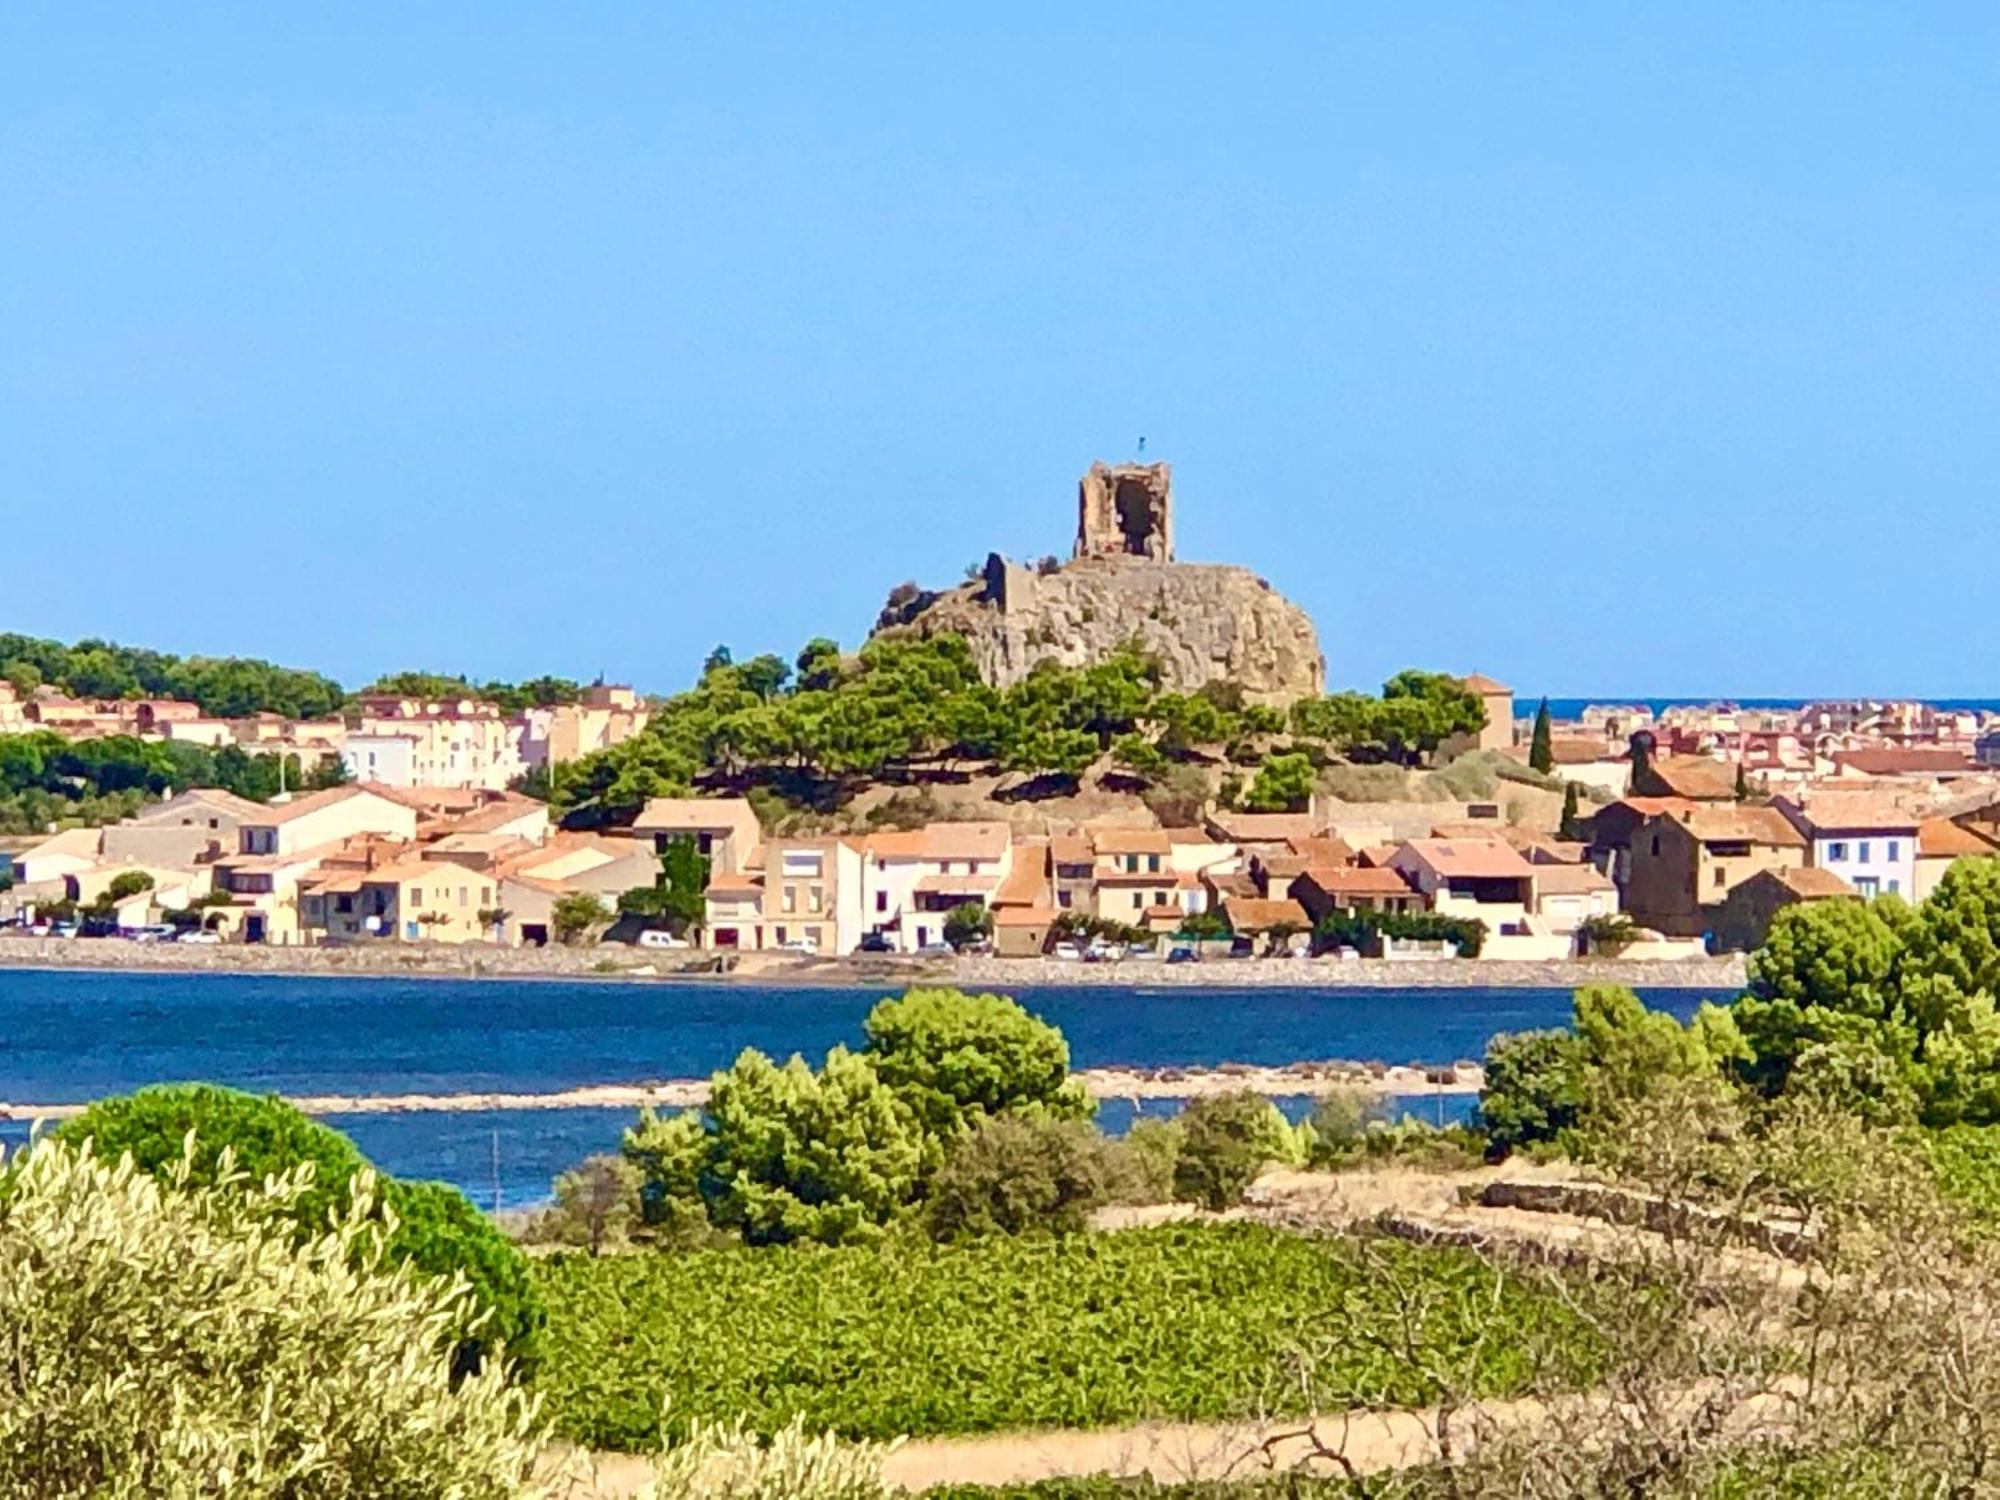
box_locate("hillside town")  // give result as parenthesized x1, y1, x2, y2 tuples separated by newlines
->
(8, 664, 2000, 965)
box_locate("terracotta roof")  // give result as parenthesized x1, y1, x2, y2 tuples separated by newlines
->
(250, 786, 371, 826)
(862, 830, 928, 858)
(1293, 866, 1415, 898)
(1549, 737, 1620, 765)
(633, 796, 758, 833)
(360, 783, 484, 814)
(1783, 792, 1922, 834)
(1206, 811, 1317, 843)
(1919, 819, 1999, 858)
(1531, 864, 1616, 896)
(705, 872, 763, 895)
(1221, 896, 1310, 932)
(1459, 673, 1511, 694)
(1770, 866, 1857, 900)
(921, 821, 1011, 860)
(1050, 833, 1093, 865)
(1163, 826, 1221, 846)
(1287, 835, 1355, 865)
(1645, 757, 1739, 801)
(992, 840, 1049, 906)
(443, 795, 547, 835)
(1390, 838, 1536, 880)
(1204, 871, 1261, 899)
(1833, 748, 1977, 777)
(1679, 806, 1808, 848)
(1088, 826, 1172, 856)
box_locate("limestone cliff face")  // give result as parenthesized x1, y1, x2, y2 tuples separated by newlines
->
(881, 554, 1326, 707)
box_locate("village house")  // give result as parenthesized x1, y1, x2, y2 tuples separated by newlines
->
(1915, 818, 2000, 901)
(1049, 832, 1095, 914)
(700, 836, 865, 955)
(1386, 838, 1538, 931)
(1587, 796, 1699, 891)
(1530, 863, 1621, 948)
(1622, 805, 1808, 941)
(1287, 865, 1422, 925)
(302, 853, 500, 944)
(1710, 866, 1857, 953)
(1218, 895, 1312, 955)
(1088, 827, 1179, 928)
(632, 796, 763, 872)
(1776, 791, 1921, 900)
(519, 685, 650, 768)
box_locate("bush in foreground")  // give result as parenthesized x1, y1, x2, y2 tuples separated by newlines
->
(0, 1136, 543, 1495)
(53, 1083, 545, 1374)
(924, 1113, 1111, 1240)
(1172, 1090, 1307, 1209)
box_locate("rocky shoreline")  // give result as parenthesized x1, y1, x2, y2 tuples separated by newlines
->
(0, 1060, 1482, 1124)
(0, 936, 1746, 992)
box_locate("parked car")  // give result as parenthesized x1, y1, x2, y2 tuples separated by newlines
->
(1166, 945, 1198, 964)
(914, 941, 954, 959)
(175, 930, 221, 945)
(1051, 941, 1085, 961)
(1124, 942, 1159, 960)
(856, 931, 894, 954)
(773, 939, 818, 955)
(636, 929, 688, 949)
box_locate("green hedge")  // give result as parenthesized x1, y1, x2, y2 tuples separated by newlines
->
(534, 1222, 1604, 1451)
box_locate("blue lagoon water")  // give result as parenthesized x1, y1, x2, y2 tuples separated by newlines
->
(0, 969, 1720, 1205)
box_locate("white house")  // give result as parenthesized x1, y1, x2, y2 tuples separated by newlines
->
(1778, 791, 1920, 901)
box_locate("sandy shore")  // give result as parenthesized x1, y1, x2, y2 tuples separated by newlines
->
(0, 935, 1746, 992)
(0, 1060, 1479, 1124)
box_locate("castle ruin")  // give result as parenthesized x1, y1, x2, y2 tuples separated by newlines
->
(1074, 461, 1173, 563)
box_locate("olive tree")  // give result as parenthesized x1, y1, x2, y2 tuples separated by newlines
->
(0, 1137, 545, 1496)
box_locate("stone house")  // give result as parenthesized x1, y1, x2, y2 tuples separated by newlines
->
(1623, 805, 1807, 940)
(1710, 866, 1857, 953)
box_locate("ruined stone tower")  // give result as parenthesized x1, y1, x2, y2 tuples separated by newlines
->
(1074, 461, 1173, 563)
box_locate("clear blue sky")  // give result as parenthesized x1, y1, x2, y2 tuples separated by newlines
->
(4, 6, 1996, 700)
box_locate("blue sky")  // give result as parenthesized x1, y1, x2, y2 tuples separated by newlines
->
(4, 6, 1996, 699)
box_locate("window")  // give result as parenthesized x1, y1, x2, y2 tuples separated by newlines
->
(1133, 893, 1144, 911)
(1858, 841, 1872, 865)
(411, 888, 423, 906)
(1828, 841, 1848, 862)
(1155, 890, 1168, 906)
(1854, 876, 1879, 898)
(1649, 835, 1660, 856)
(875, 890, 887, 913)
(782, 887, 796, 913)
(1889, 878, 1901, 894)
(1147, 854, 1161, 873)
(1057, 890, 1072, 909)
(1887, 840, 1900, 863)
(458, 887, 468, 905)
(1714, 867, 1727, 889)
(808, 884, 823, 911)
(336, 895, 352, 914)
(1125, 854, 1139, 873)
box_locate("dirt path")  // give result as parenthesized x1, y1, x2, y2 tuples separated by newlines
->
(544, 1399, 1544, 1496)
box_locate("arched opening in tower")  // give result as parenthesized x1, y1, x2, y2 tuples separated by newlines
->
(1113, 477, 1159, 557)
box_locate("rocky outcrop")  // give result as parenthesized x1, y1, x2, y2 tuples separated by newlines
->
(882, 553, 1326, 707)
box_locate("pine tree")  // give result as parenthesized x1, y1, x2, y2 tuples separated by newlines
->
(1559, 780, 1582, 842)
(1529, 698, 1554, 775)
(1735, 761, 1750, 801)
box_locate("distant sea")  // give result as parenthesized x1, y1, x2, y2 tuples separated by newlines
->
(1538, 696, 2000, 720)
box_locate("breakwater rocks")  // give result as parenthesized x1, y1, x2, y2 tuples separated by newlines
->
(0, 936, 1747, 992)
(0, 1061, 1482, 1124)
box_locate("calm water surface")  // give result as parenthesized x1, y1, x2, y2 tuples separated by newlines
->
(0, 968, 1717, 1204)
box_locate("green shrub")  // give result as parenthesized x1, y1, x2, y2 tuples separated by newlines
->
(1172, 1091, 1301, 1210)
(622, 1106, 713, 1235)
(924, 1114, 1110, 1240)
(51, 1084, 544, 1375)
(705, 1046, 925, 1245)
(1102, 1117, 1182, 1204)
(0, 1136, 542, 1494)
(863, 987, 1091, 1140)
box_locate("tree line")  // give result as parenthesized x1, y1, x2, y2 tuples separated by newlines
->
(555, 634, 1486, 819)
